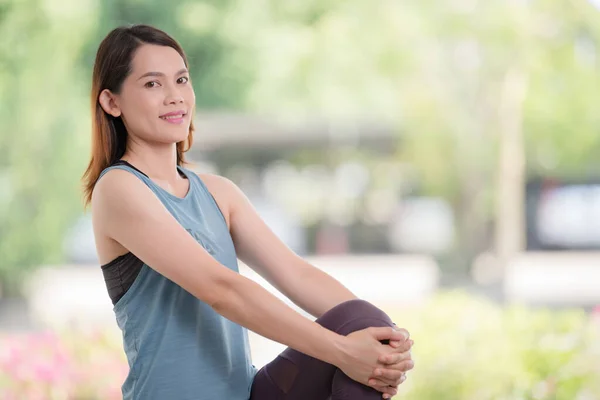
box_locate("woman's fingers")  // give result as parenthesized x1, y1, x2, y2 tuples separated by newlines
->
(368, 326, 409, 342)
(389, 338, 413, 350)
(370, 377, 401, 387)
(379, 339, 413, 364)
(386, 359, 414, 374)
(371, 360, 414, 384)
(371, 323, 411, 397)
(372, 383, 398, 398)
(379, 349, 412, 364)
(370, 374, 408, 398)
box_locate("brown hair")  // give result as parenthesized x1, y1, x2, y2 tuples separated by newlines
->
(82, 24, 194, 207)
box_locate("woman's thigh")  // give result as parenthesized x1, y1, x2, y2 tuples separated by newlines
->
(249, 299, 394, 400)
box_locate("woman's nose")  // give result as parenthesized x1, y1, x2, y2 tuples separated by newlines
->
(164, 86, 184, 105)
(165, 93, 184, 104)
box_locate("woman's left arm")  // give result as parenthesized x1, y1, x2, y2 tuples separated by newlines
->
(203, 174, 413, 392)
(203, 174, 357, 318)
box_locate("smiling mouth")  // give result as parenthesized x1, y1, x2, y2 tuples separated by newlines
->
(160, 113, 186, 120)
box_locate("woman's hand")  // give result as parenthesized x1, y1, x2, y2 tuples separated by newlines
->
(368, 346, 413, 397)
(368, 332, 414, 398)
(334, 327, 409, 396)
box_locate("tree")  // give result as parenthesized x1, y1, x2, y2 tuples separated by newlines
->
(84, 0, 254, 110)
(225, 0, 600, 270)
(0, 0, 95, 294)
(2, 0, 599, 294)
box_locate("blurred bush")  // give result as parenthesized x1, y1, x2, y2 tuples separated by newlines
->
(0, 329, 126, 400)
(1, 291, 599, 399)
(395, 291, 600, 400)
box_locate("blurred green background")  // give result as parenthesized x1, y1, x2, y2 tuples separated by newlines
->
(1, 0, 600, 398)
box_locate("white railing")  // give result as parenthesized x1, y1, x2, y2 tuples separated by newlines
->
(22, 254, 439, 330)
(503, 252, 600, 306)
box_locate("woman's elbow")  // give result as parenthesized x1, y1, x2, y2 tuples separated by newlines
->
(202, 271, 240, 311)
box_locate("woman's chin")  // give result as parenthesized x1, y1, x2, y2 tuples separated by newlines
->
(156, 129, 191, 145)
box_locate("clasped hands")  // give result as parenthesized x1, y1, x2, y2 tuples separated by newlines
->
(340, 325, 414, 399)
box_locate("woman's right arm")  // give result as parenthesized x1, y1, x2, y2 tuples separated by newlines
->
(92, 170, 407, 385)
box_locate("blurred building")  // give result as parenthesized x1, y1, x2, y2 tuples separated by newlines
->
(188, 112, 456, 256)
(526, 178, 600, 251)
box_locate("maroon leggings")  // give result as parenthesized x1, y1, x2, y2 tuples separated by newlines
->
(249, 299, 395, 400)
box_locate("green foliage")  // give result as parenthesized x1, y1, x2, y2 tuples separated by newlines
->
(393, 291, 600, 400)
(85, 0, 254, 110)
(0, 0, 94, 294)
(2, 0, 600, 289)
(228, 0, 600, 260)
(0, 0, 260, 293)
(235, 0, 600, 181)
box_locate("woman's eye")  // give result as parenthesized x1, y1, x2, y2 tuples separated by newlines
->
(145, 81, 160, 88)
(177, 76, 189, 84)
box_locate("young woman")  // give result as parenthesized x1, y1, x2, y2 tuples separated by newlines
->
(83, 25, 414, 400)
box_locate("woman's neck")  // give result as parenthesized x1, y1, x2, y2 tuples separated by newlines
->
(121, 142, 182, 183)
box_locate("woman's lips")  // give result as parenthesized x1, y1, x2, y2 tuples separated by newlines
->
(160, 112, 186, 124)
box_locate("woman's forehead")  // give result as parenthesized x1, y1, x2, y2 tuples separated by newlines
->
(130, 44, 186, 75)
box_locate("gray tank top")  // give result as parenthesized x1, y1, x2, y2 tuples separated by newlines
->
(97, 163, 257, 400)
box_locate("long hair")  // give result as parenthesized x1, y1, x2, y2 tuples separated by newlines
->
(82, 24, 194, 207)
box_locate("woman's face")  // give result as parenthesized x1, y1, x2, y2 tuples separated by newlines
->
(101, 44, 195, 145)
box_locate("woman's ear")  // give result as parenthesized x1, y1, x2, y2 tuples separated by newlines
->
(98, 89, 122, 117)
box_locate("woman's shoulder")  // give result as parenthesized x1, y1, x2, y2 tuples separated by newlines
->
(195, 172, 233, 190)
(193, 173, 244, 228)
(195, 173, 247, 202)
(92, 168, 154, 214)
(94, 167, 139, 197)
(91, 169, 148, 264)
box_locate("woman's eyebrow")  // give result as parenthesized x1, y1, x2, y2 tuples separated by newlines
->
(137, 68, 188, 81)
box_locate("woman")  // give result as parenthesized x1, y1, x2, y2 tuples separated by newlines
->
(83, 25, 414, 400)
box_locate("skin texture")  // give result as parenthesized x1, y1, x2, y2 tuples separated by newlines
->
(93, 43, 413, 398)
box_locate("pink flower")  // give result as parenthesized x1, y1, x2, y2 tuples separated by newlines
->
(33, 363, 60, 383)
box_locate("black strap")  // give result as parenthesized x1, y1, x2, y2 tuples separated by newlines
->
(112, 160, 149, 178)
(112, 160, 186, 179)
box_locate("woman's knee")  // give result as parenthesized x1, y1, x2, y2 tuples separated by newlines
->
(316, 299, 393, 335)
